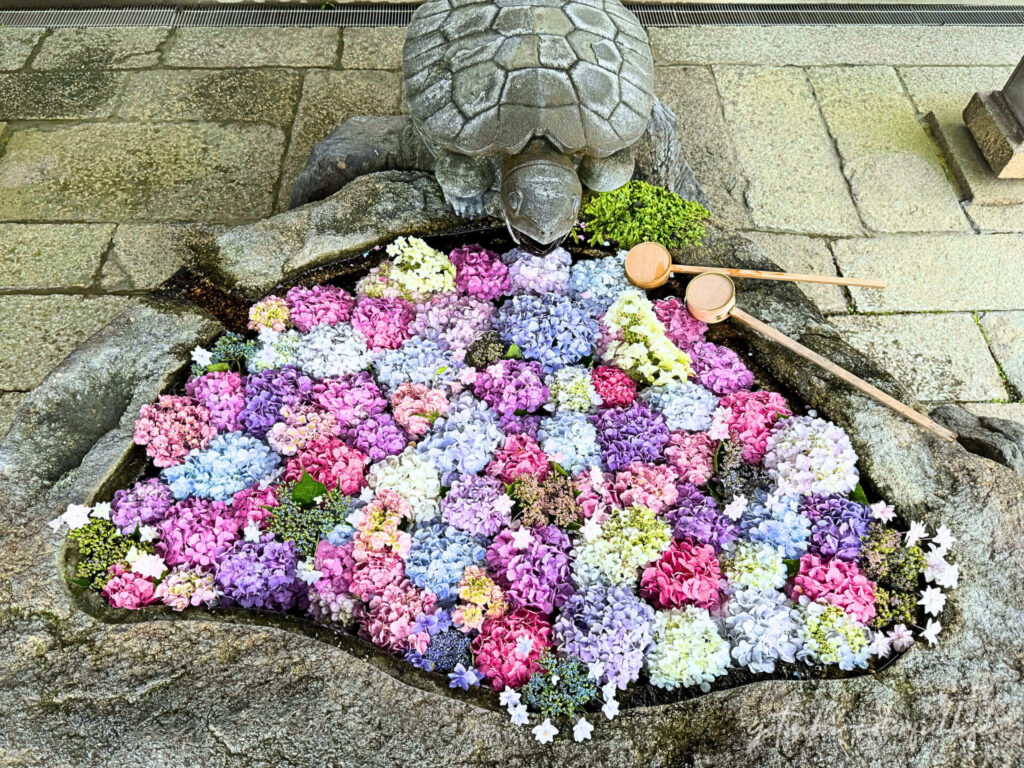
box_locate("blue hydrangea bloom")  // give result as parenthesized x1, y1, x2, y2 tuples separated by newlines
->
(417, 391, 503, 485)
(741, 490, 811, 559)
(404, 522, 487, 605)
(162, 432, 280, 501)
(640, 380, 719, 432)
(538, 411, 601, 475)
(568, 253, 631, 318)
(495, 294, 597, 374)
(373, 336, 464, 393)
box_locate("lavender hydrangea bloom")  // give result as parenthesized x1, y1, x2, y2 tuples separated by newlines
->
(215, 537, 303, 612)
(486, 525, 574, 613)
(373, 337, 464, 394)
(111, 477, 175, 534)
(404, 523, 487, 605)
(441, 474, 512, 537)
(554, 585, 655, 689)
(162, 432, 280, 501)
(801, 495, 872, 561)
(724, 588, 807, 673)
(568, 253, 631, 318)
(502, 246, 572, 295)
(538, 411, 600, 475)
(495, 294, 597, 374)
(740, 490, 811, 559)
(417, 391, 503, 485)
(498, 412, 543, 439)
(665, 483, 739, 553)
(409, 292, 494, 357)
(239, 366, 315, 439)
(473, 359, 549, 417)
(295, 323, 372, 379)
(343, 412, 408, 462)
(688, 341, 754, 396)
(639, 380, 718, 432)
(590, 401, 669, 471)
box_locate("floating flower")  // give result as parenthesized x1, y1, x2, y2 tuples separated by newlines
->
(248, 295, 290, 332)
(441, 474, 513, 538)
(572, 505, 671, 588)
(390, 382, 448, 438)
(101, 564, 157, 609)
(688, 341, 754, 396)
(545, 365, 599, 412)
(591, 401, 669, 471)
(449, 244, 510, 300)
(795, 599, 870, 670)
(502, 246, 572, 296)
(652, 296, 707, 350)
(110, 478, 175, 535)
(486, 433, 549, 484)
(351, 296, 415, 350)
(496, 293, 597, 374)
(639, 380, 718, 432)
(283, 436, 368, 495)
(664, 485, 739, 553)
(215, 536, 303, 612)
(154, 566, 219, 612)
(717, 390, 792, 464)
(355, 579, 437, 653)
(590, 365, 636, 408)
(473, 359, 549, 417)
(664, 431, 716, 486)
(601, 290, 693, 386)
(162, 432, 280, 502)
(723, 587, 806, 673)
(405, 523, 487, 605)
(639, 540, 724, 610)
(295, 323, 372, 380)
(486, 525, 573, 613)
(801, 494, 872, 561)
(472, 608, 554, 690)
(238, 366, 315, 440)
(185, 370, 245, 433)
(569, 253, 632, 318)
(723, 540, 787, 591)
(538, 411, 600, 476)
(418, 391, 503, 485)
(789, 553, 877, 625)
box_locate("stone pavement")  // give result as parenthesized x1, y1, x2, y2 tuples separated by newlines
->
(1, 24, 1022, 438)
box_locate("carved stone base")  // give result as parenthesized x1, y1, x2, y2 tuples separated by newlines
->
(963, 90, 1024, 179)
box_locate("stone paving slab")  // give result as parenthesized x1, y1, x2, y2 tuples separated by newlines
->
(650, 27, 1024, 67)
(0, 296, 131, 390)
(341, 27, 405, 71)
(0, 71, 126, 120)
(807, 66, 969, 233)
(714, 66, 862, 235)
(828, 312, 1007, 402)
(0, 29, 44, 72)
(966, 203, 1024, 233)
(0, 224, 114, 290)
(117, 69, 303, 125)
(655, 66, 752, 230)
(964, 402, 1024, 428)
(979, 311, 1024, 397)
(832, 234, 1024, 312)
(740, 231, 847, 314)
(31, 27, 169, 70)
(164, 27, 339, 68)
(0, 392, 27, 442)
(278, 68, 402, 211)
(100, 223, 225, 292)
(0, 123, 285, 223)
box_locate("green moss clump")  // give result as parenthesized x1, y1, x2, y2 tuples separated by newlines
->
(266, 486, 354, 558)
(522, 655, 599, 719)
(861, 526, 926, 592)
(870, 587, 917, 630)
(579, 181, 709, 250)
(67, 519, 151, 589)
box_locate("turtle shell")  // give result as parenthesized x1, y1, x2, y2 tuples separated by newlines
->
(403, 0, 655, 158)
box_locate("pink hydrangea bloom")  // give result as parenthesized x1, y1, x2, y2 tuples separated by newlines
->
(449, 244, 511, 300)
(311, 373, 388, 429)
(390, 382, 449, 438)
(718, 390, 792, 464)
(185, 371, 245, 433)
(230, 485, 279, 528)
(486, 434, 549, 484)
(348, 547, 406, 602)
(153, 566, 218, 611)
(134, 395, 216, 468)
(266, 403, 340, 456)
(285, 284, 354, 332)
(639, 540, 723, 610)
(472, 608, 553, 690)
(101, 564, 157, 609)
(156, 498, 243, 570)
(788, 553, 877, 625)
(352, 490, 413, 557)
(351, 296, 415, 350)
(248, 295, 290, 332)
(355, 579, 437, 653)
(284, 436, 368, 494)
(308, 539, 357, 625)
(664, 431, 716, 486)
(613, 462, 680, 514)
(574, 468, 619, 522)
(653, 296, 707, 350)
(591, 365, 636, 407)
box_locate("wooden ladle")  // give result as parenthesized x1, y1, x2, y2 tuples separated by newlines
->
(684, 272, 956, 442)
(624, 241, 886, 290)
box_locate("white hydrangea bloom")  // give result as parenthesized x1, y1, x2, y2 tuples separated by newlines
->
(646, 606, 731, 691)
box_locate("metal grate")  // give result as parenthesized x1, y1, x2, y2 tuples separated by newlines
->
(1, 3, 1023, 27)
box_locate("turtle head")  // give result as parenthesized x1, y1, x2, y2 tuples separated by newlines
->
(501, 144, 582, 251)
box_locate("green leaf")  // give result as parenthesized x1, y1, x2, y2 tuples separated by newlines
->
(713, 439, 726, 474)
(514, 409, 528, 417)
(552, 462, 569, 477)
(67, 576, 94, 589)
(205, 362, 230, 373)
(851, 484, 869, 504)
(424, 410, 440, 424)
(505, 343, 523, 360)
(291, 470, 327, 509)
(784, 558, 801, 577)
(435, 366, 450, 376)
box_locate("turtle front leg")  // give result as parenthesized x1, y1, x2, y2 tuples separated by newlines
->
(290, 116, 435, 208)
(434, 151, 494, 220)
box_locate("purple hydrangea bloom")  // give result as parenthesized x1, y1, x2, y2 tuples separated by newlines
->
(110, 477, 175, 535)
(664, 483, 739, 552)
(343, 412, 408, 462)
(486, 525, 574, 613)
(801, 495, 872, 561)
(409, 292, 495, 357)
(417, 391, 503, 485)
(568, 253, 631, 319)
(688, 341, 755, 396)
(501, 246, 572, 295)
(495, 294, 597, 374)
(404, 523, 487, 605)
(215, 537, 304, 612)
(441, 474, 512, 538)
(472, 359, 549, 417)
(554, 585, 655, 689)
(498, 411, 543, 440)
(373, 337, 464, 394)
(639, 380, 718, 432)
(238, 366, 314, 439)
(590, 401, 669, 471)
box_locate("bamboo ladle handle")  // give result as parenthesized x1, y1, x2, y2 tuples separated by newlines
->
(670, 264, 885, 289)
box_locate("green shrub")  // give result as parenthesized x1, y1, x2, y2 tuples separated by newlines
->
(579, 181, 709, 249)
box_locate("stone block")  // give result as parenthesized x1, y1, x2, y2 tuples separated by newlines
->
(980, 311, 1024, 396)
(741, 232, 846, 314)
(0, 392, 27, 441)
(341, 28, 405, 70)
(101, 224, 225, 292)
(31, 27, 169, 70)
(164, 28, 339, 68)
(0, 72, 125, 120)
(0, 29, 44, 71)
(0, 224, 114, 290)
(963, 90, 1024, 179)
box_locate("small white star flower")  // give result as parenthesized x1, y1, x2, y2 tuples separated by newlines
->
(243, 522, 262, 543)
(905, 521, 928, 548)
(708, 407, 731, 441)
(493, 495, 515, 516)
(868, 631, 892, 659)
(723, 494, 748, 521)
(191, 346, 213, 368)
(573, 717, 594, 742)
(921, 618, 942, 646)
(919, 586, 946, 617)
(358, 487, 375, 503)
(888, 624, 914, 652)
(932, 524, 956, 551)
(589, 465, 605, 489)
(62, 504, 92, 531)
(601, 681, 618, 702)
(935, 562, 960, 590)
(138, 525, 159, 543)
(587, 661, 605, 682)
(90, 502, 112, 521)
(870, 501, 896, 523)
(601, 698, 620, 720)
(515, 636, 535, 657)
(511, 526, 534, 550)
(296, 559, 323, 585)
(923, 548, 949, 583)
(532, 718, 558, 744)
(47, 516, 63, 533)
(509, 704, 529, 727)
(581, 517, 603, 542)
(499, 687, 521, 708)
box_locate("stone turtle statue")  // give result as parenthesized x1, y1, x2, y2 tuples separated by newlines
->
(291, 0, 706, 248)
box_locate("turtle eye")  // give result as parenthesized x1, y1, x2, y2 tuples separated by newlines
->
(508, 190, 524, 214)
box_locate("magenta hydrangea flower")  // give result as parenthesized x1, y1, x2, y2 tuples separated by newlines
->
(156, 497, 244, 570)
(639, 540, 724, 610)
(689, 341, 755, 396)
(591, 401, 669, 471)
(111, 477, 175, 535)
(154, 566, 219, 611)
(348, 546, 406, 602)
(351, 296, 415, 350)
(591, 365, 637, 408)
(718, 390, 792, 464)
(449, 244, 511, 300)
(216, 536, 304, 612)
(134, 395, 216, 468)
(355, 580, 437, 653)
(185, 371, 245, 433)
(307, 538, 357, 625)
(472, 607, 553, 690)
(664, 431, 716, 486)
(653, 296, 707, 350)
(285, 284, 354, 332)
(788, 553, 877, 625)
(230, 485, 279, 529)
(486, 433, 549, 484)
(283, 436, 368, 494)
(575, 468, 620, 521)
(311, 372, 388, 430)
(390, 382, 448, 438)
(472, 359, 549, 418)
(101, 564, 157, 609)
(485, 525, 573, 613)
(613, 462, 680, 514)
